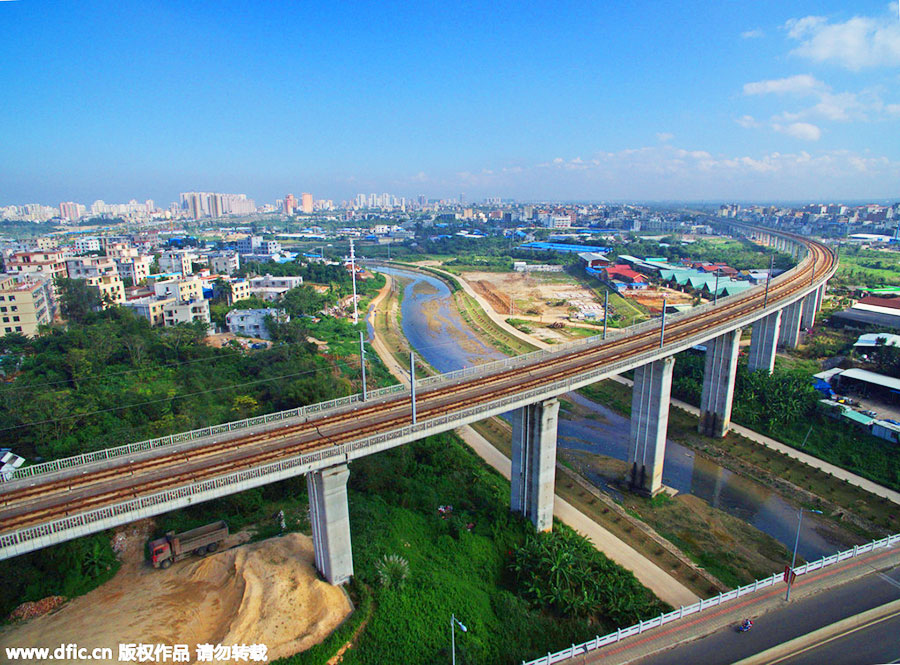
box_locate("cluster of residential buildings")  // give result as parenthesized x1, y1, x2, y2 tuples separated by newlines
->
(0, 232, 303, 339)
(720, 202, 900, 241)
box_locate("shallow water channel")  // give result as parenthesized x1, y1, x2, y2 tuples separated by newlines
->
(371, 265, 849, 560)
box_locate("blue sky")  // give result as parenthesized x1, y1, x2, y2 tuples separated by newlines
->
(1, 1, 899, 205)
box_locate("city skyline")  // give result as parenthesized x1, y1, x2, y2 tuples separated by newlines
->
(2, 1, 899, 205)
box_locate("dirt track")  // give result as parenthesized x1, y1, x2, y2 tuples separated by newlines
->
(0, 522, 351, 664)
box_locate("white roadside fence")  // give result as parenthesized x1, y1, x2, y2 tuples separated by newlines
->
(522, 533, 900, 665)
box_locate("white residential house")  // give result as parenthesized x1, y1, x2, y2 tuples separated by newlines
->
(73, 236, 102, 254)
(237, 236, 281, 255)
(158, 250, 199, 276)
(209, 252, 240, 276)
(153, 276, 203, 302)
(225, 308, 289, 340)
(163, 299, 210, 327)
(248, 273, 303, 301)
(115, 255, 154, 285)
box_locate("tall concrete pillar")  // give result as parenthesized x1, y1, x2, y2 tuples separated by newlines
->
(748, 310, 781, 374)
(800, 291, 818, 329)
(698, 329, 741, 438)
(307, 464, 353, 585)
(816, 283, 826, 312)
(778, 301, 803, 349)
(629, 357, 675, 496)
(510, 398, 559, 531)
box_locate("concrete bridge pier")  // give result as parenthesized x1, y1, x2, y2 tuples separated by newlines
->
(698, 329, 741, 438)
(778, 300, 803, 349)
(628, 357, 675, 496)
(801, 291, 818, 329)
(307, 464, 353, 585)
(816, 283, 827, 312)
(748, 310, 781, 373)
(510, 398, 560, 531)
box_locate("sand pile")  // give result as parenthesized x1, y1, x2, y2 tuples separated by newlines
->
(0, 528, 351, 664)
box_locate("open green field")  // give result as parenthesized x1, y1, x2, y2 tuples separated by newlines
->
(280, 433, 669, 665)
(832, 247, 900, 288)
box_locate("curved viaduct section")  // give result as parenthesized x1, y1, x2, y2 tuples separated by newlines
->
(0, 224, 836, 584)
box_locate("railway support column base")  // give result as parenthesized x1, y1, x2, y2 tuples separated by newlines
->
(629, 357, 675, 497)
(748, 311, 781, 374)
(629, 462, 663, 497)
(307, 464, 353, 585)
(510, 399, 559, 532)
(698, 329, 741, 438)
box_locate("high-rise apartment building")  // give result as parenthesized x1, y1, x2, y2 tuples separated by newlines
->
(209, 193, 223, 219)
(59, 201, 84, 221)
(301, 192, 313, 214)
(284, 194, 296, 215)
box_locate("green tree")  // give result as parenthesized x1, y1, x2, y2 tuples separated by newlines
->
(54, 277, 102, 324)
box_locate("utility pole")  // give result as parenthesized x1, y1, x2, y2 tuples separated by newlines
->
(410, 351, 417, 424)
(350, 238, 358, 325)
(359, 331, 367, 401)
(603, 290, 609, 340)
(714, 268, 720, 305)
(763, 254, 774, 308)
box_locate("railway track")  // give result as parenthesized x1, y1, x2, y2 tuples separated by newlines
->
(0, 230, 835, 535)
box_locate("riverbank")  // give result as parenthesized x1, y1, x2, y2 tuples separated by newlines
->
(582, 378, 897, 540)
(367, 264, 702, 603)
(373, 262, 878, 587)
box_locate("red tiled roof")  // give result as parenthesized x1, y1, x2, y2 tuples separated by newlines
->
(605, 266, 647, 283)
(858, 296, 900, 310)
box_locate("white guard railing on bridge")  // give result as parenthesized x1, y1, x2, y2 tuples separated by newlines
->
(521, 533, 900, 665)
(0, 298, 822, 554)
(8, 382, 407, 480)
(10, 230, 814, 483)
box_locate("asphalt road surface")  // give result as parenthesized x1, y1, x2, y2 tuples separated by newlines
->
(777, 611, 900, 665)
(633, 564, 900, 665)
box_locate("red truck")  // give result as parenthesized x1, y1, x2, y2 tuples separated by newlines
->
(149, 521, 228, 569)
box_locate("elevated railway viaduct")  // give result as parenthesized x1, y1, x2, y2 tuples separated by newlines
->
(0, 224, 836, 585)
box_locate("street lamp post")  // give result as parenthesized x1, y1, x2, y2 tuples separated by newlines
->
(451, 614, 467, 665)
(785, 508, 823, 601)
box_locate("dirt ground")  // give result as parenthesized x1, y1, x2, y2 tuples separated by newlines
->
(462, 270, 602, 320)
(629, 288, 696, 313)
(205, 332, 272, 349)
(0, 521, 352, 664)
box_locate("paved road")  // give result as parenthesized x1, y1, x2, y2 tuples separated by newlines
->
(625, 560, 900, 665)
(777, 611, 900, 665)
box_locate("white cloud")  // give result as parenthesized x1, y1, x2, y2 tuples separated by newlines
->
(745, 74, 899, 124)
(743, 74, 825, 96)
(741, 29, 764, 39)
(452, 145, 900, 200)
(736, 115, 761, 128)
(785, 13, 900, 70)
(773, 122, 822, 141)
(656, 132, 674, 142)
